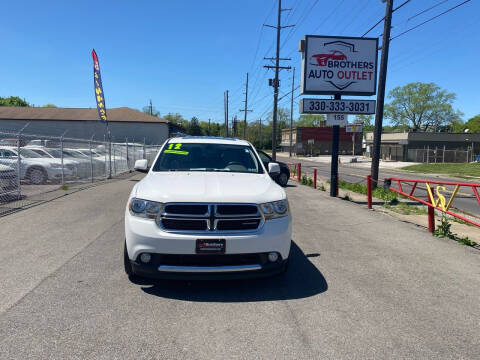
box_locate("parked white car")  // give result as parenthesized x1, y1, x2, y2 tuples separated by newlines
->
(124, 137, 292, 280)
(64, 149, 105, 177)
(0, 164, 17, 195)
(26, 146, 79, 178)
(0, 147, 74, 184)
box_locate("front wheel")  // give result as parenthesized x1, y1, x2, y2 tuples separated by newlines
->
(28, 167, 47, 185)
(276, 171, 289, 187)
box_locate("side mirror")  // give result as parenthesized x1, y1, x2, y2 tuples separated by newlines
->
(134, 159, 149, 173)
(268, 162, 281, 175)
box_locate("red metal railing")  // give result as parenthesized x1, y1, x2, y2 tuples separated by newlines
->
(288, 163, 302, 181)
(384, 177, 480, 230)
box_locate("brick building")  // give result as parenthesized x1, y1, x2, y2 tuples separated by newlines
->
(280, 127, 362, 156)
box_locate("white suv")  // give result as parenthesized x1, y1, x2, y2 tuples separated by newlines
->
(124, 137, 292, 280)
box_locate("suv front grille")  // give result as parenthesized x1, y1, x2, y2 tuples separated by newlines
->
(158, 203, 263, 233)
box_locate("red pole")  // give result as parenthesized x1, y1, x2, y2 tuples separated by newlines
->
(297, 163, 301, 182)
(367, 175, 372, 209)
(428, 203, 435, 233)
(313, 168, 317, 189)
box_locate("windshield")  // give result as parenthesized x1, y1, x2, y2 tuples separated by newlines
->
(63, 150, 86, 159)
(45, 148, 63, 158)
(28, 149, 52, 158)
(19, 148, 44, 158)
(152, 142, 263, 174)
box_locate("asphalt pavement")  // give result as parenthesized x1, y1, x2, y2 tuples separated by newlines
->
(278, 155, 480, 217)
(0, 174, 479, 359)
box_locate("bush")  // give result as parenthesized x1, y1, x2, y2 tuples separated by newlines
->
(434, 216, 478, 247)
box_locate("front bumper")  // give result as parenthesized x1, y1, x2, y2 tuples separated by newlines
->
(125, 210, 292, 279)
(130, 253, 288, 280)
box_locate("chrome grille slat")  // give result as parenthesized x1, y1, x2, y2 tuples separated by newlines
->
(157, 203, 263, 233)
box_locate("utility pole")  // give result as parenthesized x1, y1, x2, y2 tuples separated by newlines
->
(371, 0, 393, 188)
(289, 67, 295, 157)
(149, 99, 153, 115)
(208, 118, 211, 136)
(264, 0, 293, 161)
(224, 90, 229, 137)
(239, 72, 252, 139)
(233, 116, 238, 137)
(330, 94, 341, 197)
(258, 119, 262, 149)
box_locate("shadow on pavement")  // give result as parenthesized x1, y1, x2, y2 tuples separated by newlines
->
(139, 242, 327, 302)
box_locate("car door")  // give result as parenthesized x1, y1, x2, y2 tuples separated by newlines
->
(0, 149, 18, 168)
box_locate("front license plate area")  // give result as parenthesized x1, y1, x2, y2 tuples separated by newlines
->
(196, 239, 226, 254)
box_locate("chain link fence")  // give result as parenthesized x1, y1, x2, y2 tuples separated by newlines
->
(0, 130, 162, 216)
(407, 147, 474, 163)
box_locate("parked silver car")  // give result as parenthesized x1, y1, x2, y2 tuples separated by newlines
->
(0, 164, 18, 196)
(0, 147, 74, 184)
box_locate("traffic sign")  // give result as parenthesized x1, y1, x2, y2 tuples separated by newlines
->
(300, 98, 375, 114)
(345, 124, 363, 133)
(326, 113, 348, 126)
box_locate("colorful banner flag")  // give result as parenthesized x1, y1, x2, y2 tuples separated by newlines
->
(91, 49, 107, 122)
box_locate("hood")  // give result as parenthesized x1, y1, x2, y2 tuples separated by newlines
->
(22, 158, 58, 166)
(134, 171, 286, 204)
(0, 164, 15, 172)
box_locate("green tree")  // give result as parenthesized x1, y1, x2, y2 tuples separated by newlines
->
(354, 114, 374, 132)
(187, 116, 203, 136)
(384, 82, 462, 132)
(0, 96, 30, 107)
(142, 105, 161, 117)
(42, 103, 57, 108)
(465, 115, 480, 133)
(296, 114, 325, 127)
(164, 113, 184, 125)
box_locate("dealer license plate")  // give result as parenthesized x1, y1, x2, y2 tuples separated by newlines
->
(196, 239, 225, 254)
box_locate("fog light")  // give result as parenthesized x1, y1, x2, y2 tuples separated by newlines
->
(268, 252, 279, 262)
(140, 253, 152, 263)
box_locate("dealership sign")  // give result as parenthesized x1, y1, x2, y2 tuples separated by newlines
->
(326, 114, 348, 126)
(300, 35, 378, 96)
(300, 98, 376, 114)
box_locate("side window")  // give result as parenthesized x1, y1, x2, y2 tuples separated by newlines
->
(0, 150, 16, 158)
(258, 152, 270, 164)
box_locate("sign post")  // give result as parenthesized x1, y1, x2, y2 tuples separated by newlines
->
(299, 35, 378, 197)
(345, 124, 363, 156)
(307, 138, 315, 156)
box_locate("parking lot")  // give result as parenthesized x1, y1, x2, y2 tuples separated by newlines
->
(0, 173, 479, 359)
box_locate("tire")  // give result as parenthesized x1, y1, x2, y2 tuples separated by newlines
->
(27, 167, 47, 185)
(277, 171, 289, 187)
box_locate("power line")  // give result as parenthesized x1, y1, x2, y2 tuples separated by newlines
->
(390, 0, 470, 41)
(280, 0, 320, 51)
(407, 0, 449, 22)
(361, 0, 411, 37)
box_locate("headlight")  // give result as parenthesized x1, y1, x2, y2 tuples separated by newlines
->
(260, 199, 289, 220)
(128, 198, 163, 219)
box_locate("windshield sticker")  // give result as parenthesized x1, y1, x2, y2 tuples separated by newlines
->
(164, 143, 189, 155)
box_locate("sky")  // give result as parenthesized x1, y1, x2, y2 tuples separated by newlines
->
(1, 0, 479, 125)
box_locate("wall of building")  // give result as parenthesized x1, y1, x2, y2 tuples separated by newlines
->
(0, 119, 169, 144)
(282, 127, 361, 155)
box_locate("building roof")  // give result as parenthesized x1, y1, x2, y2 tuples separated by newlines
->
(0, 106, 168, 123)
